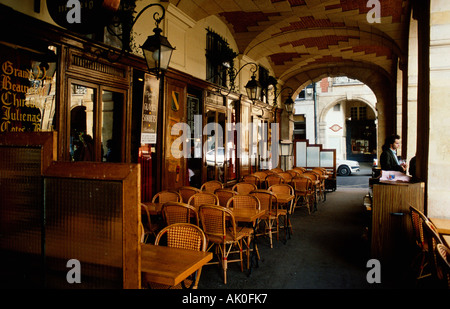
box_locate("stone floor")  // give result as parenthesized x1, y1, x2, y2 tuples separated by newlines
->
(197, 186, 417, 290)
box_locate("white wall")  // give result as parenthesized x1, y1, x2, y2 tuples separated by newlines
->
(428, 0, 450, 218)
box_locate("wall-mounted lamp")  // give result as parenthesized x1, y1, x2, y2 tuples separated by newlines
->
(101, 3, 175, 79)
(217, 62, 261, 103)
(284, 96, 295, 115)
(273, 86, 294, 114)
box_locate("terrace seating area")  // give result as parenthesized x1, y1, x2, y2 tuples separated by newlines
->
(141, 168, 450, 289)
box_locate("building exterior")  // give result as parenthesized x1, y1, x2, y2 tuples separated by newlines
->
(294, 77, 377, 162)
(0, 0, 447, 217)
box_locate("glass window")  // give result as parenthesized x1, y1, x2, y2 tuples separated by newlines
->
(101, 90, 124, 162)
(70, 85, 96, 161)
(226, 103, 237, 182)
(68, 82, 125, 162)
(205, 29, 237, 88)
(240, 103, 250, 172)
(0, 43, 57, 133)
(205, 108, 226, 182)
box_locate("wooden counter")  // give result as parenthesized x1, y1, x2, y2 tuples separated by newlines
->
(371, 181, 425, 263)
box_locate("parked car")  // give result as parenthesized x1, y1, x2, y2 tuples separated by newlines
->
(336, 159, 360, 176)
(206, 147, 224, 166)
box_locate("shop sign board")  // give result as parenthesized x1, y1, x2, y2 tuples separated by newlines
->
(140, 73, 159, 144)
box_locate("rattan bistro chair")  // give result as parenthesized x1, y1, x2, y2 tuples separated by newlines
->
(226, 194, 261, 211)
(200, 180, 223, 193)
(436, 244, 450, 288)
(198, 204, 253, 284)
(291, 176, 314, 214)
(161, 202, 199, 226)
(152, 190, 182, 203)
(214, 188, 238, 207)
(287, 169, 302, 178)
(225, 194, 261, 263)
(140, 203, 160, 243)
(303, 171, 324, 202)
(242, 174, 260, 187)
(253, 172, 268, 188)
(268, 184, 295, 235)
(188, 192, 220, 209)
(422, 220, 444, 283)
(293, 166, 306, 173)
(409, 206, 432, 280)
(250, 189, 286, 248)
(278, 172, 293, 184)
(144, 223, 207, 289)
(232, 182, 257, 195)
(178, 186, 201, 203)
(265, 174, 284, 188)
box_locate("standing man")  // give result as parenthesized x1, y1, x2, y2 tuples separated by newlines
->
(380, 134, 407, 172)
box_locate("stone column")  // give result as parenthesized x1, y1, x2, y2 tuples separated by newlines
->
(407, 14, 418, 164)
(428, 0, 450, 218)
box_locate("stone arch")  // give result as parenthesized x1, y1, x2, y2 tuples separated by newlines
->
(319, 96, 377, 124)
(281, 65, 395, 157)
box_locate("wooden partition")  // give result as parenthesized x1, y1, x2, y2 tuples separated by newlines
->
(293, 139, 336, 172)
(371, 182, 425, 264)
(0, 132, 56, 288)
(0, 132, 140, 288)
(293, 139, 337, 190)
(43, 162, 141, 288)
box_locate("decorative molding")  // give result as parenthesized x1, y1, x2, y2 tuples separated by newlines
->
(70, 53, 127, 78)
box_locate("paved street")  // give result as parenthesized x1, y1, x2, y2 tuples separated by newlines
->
(337, 162, 373, 189)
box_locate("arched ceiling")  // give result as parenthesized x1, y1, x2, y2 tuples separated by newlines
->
(166, 0, 410, 89)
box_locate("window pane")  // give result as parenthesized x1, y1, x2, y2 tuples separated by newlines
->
(0, 44, 57, 132)
(217, 112, 225, 182)
(70, 85, 95, 161)
(227, 105, 236, 181)
(102, 90, 123, 162)
(240, 104, 249, 171)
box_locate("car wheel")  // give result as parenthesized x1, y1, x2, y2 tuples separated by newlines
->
(338, 166, 351, 176)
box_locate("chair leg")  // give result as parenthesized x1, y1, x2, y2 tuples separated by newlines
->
(416, 251, 431, 280)
(246, 236, 251, 269)
(223, 244, 227, 284)
(267, 220, 273, 248)
(239, 240, 243, 272)
(275, 218, 279, 241)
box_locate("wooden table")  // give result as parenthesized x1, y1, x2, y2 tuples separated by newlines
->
(429, 217, 450, 235)
(443, 235, 450, 247)
(140, 244, 212, 287)
(275, 193, 295, 205)
(232, 208, 266, 223)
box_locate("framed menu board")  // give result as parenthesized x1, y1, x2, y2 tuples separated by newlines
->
(140, 74, 159, 144)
